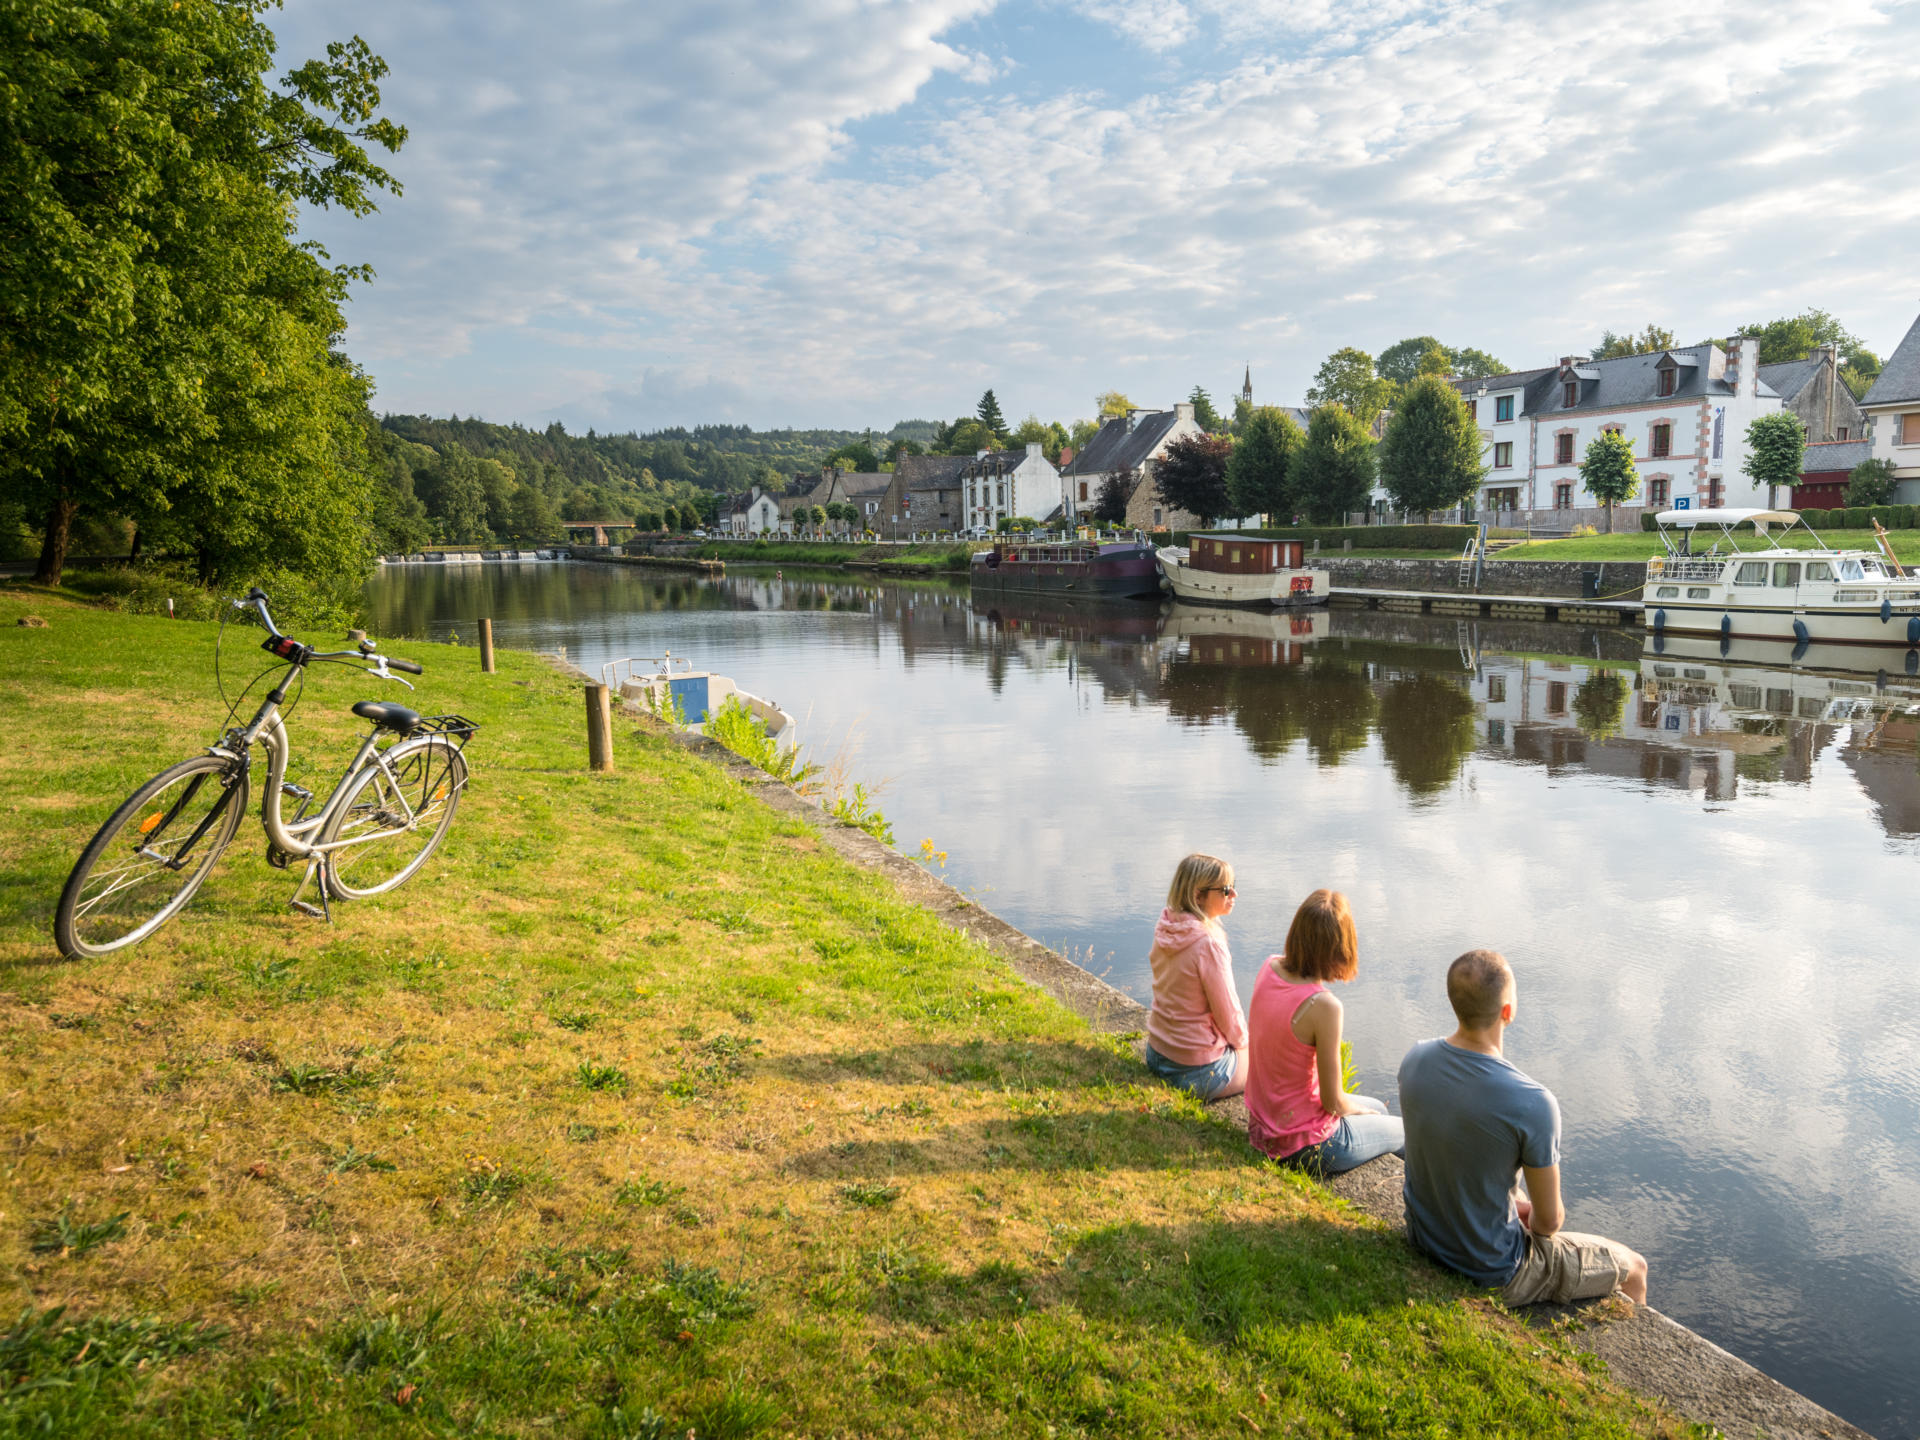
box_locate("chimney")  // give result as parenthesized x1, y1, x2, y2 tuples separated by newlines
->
(1026, 441, 1043, 459)
(1730, 335, 1759, 398)
(1125, 411, 1138, 433)
(1175, 401, 1195, 423)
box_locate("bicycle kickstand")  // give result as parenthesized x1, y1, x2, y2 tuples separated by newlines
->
(288, 856, 333, 923)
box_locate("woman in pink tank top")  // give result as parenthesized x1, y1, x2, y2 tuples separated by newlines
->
(1246, 890, 1404, 1175)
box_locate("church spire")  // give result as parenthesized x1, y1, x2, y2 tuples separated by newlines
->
(1241, 365, 1253, 406)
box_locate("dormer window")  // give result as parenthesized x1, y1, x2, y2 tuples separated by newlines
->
(1657, 368, 1676, 397)
(1563, 380, 1578, 407)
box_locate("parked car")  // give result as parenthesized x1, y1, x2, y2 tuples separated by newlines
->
(691, 528, 709, 538)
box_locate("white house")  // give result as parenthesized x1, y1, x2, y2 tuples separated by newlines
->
(956, 443, 1061, 531)
(1859, 311, 1920, 503)
(1059, 403, 1205, 529)
(1449, 337, 1783, 518)
(720, 487, 782, 535)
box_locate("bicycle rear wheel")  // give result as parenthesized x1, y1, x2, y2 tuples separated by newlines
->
(54, 754, 250, 960)
(319, 738, 467, 900)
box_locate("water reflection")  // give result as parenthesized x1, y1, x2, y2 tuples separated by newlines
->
(367, 563, 1920, 1438)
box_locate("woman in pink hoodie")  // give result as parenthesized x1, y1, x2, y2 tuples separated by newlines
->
(1143, 853, 1249, 1100)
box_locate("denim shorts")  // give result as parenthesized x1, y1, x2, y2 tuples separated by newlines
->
(1278, 1095, 1406, 1176)
(1144, 1042, 1238, 1100)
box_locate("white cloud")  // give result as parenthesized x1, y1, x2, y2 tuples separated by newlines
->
(279, 0, 1920, 428)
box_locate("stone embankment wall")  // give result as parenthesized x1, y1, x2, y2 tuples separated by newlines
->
(1326, 557, 1649, 601)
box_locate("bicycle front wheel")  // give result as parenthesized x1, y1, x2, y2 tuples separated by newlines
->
(319, 738, 467, 900)
(54, 754, 250, 960)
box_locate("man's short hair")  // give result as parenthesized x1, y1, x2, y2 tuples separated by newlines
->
(1447, 949, 1512, 1027)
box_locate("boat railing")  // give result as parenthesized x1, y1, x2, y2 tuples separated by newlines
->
(1647, 557, 1726, 582)
(601, 653, 695, 690)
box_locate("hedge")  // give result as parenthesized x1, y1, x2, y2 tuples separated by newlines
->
(1172, 524, 1476, 551)
(1641, 505, 1916, 532)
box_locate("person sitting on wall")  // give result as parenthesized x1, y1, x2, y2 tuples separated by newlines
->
(1143, 853, 1248, 1101)
(1245, 889, 1405, 1175)
(1398, 949, 1648, 1306)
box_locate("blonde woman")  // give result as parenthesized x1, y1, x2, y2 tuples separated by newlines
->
(1143, 853, 1249, 1100)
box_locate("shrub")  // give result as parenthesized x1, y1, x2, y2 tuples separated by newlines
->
(1173, 524, 1475, 551)
(1641, 511, 1659, 532)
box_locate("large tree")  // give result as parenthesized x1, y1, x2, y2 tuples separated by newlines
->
(1743, 412, 1805, 510)
(1292, 405, 1376, 524)
(1226, 406, 1304, 524)
(1593, 325, 1676, 360)
(1377, 338, 1508, 384)
(1091, 472, 1131, 527)
(1578, 430, 1639, 531)
(1154, 433, 1235, 528)
(3, 0, 407, 588)
(1739, 309, 1882, 398)
(1376, 376, 1483, 521)
(1847, 457, 1898, 507)
(976, 389, 1008, 441)
(1095, 390, 1133, 420)
(1188, 385, 1223, 433)
(1306, 348, 1396, 426)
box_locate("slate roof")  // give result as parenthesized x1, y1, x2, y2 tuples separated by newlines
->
(1539, 345, 1773, 413)
(1757, 355, 1826, 403)
(840, 471, 894, 499)
(1061, 410, 1188, 477)
(1799, 439, 1872, 476)
(1862, 313, 1920, 408)
(892, 454, 968, 491)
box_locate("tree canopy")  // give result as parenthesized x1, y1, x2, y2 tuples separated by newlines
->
(1154, 433, 1236, 528)
(1189, 385, 1223, 433)
(1226, 407, 1303, 525)
(1578, 430, 1639, 530)
(1376, 338, 1508, 384)
(1738, 309, 1882, 398)
(2, 0, 409, 590)
(1593, 325, 1676, 360)
(1376, 376, 1482, 519)
(1742, 412, 1805, 508)
(1292, 405, 1376, 524)
(1095, 390, 1133, 420)
(1847, 457, 1898, 507)
(975, 389, 1008, 441)
(1091, 473, 1131, 527)
(1306, 348, 1396, 425)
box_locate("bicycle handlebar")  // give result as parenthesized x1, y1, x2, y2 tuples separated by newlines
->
(236, 588, 425, 678)
(387, 658, 423, 675)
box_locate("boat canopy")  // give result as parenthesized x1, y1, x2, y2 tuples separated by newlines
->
(1653, 508, 1800, 529)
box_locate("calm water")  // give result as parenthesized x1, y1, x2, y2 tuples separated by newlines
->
(368, 560, 1920, 1439)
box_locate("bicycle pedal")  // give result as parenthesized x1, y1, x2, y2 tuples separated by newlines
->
(289, 900, 327, 918)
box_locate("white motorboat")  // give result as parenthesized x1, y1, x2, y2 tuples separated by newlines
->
(1157, 533, 1330, 607)
(1645, 508, 1920, 648)
(601, 654, 795, 741)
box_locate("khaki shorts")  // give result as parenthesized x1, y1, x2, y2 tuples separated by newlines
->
(1501, 1230, 1636, 1306)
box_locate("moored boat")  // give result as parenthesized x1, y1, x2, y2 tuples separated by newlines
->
(1156, 533, 1330, 607)
(969, 533, 1161, 599)
(1645, 508, 1920, 647)
(603, 655, 795, 741)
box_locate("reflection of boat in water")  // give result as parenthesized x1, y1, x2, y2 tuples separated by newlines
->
(1641, 633, 1920, 727)
(1646, 508, 1920, 646)
(1156, 534, 1330, 607)
(978, 595, 1163, 642)
(969, 533, 1161, 598)
(1159, 604, 1327, 659)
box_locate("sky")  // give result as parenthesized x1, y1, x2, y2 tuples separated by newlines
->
(274, 0, 1920, 436)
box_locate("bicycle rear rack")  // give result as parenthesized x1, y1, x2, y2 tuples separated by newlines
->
(408, 714, 480, 750)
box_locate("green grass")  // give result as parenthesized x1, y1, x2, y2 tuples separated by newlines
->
(1496, 526, 1920, 562)
(0, 581, 1690, 1438)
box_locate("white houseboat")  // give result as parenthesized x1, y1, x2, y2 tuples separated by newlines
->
(1645, 508, 1920, 647)
(1157, 534, 1330, 608)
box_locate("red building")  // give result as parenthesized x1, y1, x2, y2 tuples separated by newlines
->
(1791, 439, 1871, 510)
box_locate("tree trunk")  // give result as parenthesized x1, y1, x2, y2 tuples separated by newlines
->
(1605, 502, 1614, 534)
(129, 526, 143, 564)
(34, 498, 76, 587)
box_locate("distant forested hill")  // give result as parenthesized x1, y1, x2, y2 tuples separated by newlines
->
(368, 414, 927, 551)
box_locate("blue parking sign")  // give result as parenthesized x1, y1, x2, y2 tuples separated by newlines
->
(1674, 496, 1691, 510)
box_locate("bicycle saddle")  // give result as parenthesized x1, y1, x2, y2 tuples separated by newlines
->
(352, 700, 422, 734)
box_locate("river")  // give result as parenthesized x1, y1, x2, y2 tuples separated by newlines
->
(367, 558, 1920, 1439)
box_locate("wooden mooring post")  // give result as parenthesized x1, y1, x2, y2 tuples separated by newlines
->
(585, 684, 614, 772)
(480, 618, 495, 673)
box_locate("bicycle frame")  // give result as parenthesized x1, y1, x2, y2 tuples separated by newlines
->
(214, 697, 417, 861)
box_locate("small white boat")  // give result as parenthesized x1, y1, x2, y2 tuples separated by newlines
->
(601, 655, 795, 741)
(1646, 508, 1920, 648)
(1157, 534, 1330, 607)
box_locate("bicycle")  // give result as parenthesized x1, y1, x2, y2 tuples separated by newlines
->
(53, 588, 478, 960)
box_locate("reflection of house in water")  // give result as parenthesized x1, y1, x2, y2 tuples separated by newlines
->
(1841, 718, 1920, 836)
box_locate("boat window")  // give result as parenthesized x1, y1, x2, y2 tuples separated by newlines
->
(1687, 587, 1711, 599)
(1835, 589, 1876, 603)
(1839, 559, 1865, 581)
(1653, 664, 1675, 677)
(1230, 548, 1241, 563)
(1797, 698, 1825, 719)
(1683, 667, 1707, 679)
(1655, 585, 1679, 599)
(1806, 562, 1833, 581)
(1729, 684, 1763, 708)
(1733, 561, 1768, 586)
(1772, 562, 1801, 587)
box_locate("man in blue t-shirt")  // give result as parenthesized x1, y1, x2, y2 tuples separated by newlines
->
(1398, 949, 1648, 1306)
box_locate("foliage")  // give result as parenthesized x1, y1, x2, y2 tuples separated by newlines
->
(1847, 457, 1899, 507)
(1009, 414, 1069, 462)
(944, 419, 996, 456)
(1291, 405, 1376, 525)
(1177, 523, 1474, 551)
(975, 390, 1008, 443)
(1226, 407, 1303, 524)
(1376, 338, 1508, 384)
(829, 782, 895, 845)
(1743, 413, 1806, 505)
(1092, 472, 1131, 527)
(825, 441, 881, 473)
(1095, 390, 1132, 420)
(1153, 433, 1236, 527)
(1578, 430, 1640, 531)
(1592, 325, 1676, 360)
(1375, 672, 1477, 796)
(1306, 348, 1396, 425)
(1738, 309, 1881, 397)
(1377, 376, 1483, 519)
(1188, 386, 1223, 433)
(1, 0, 408, 587)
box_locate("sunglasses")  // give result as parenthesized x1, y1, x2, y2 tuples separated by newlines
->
(1204, 886, 1237, 898)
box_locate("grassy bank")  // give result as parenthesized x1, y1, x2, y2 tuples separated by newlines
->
(689, 540, 979, 571)
(1496, 526, 1920, 562)
(0, 586, 1688, 1438)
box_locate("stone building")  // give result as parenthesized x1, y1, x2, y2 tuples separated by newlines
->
(1060, 403, 1204, 531)
(1757, 347, 1866, 444)
(884, 455, 968, 537)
